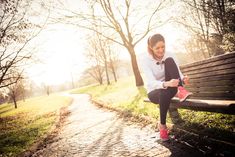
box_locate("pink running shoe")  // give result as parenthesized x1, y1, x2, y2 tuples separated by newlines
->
(159, 128, 169, 141)
(177, 86, 193, 102)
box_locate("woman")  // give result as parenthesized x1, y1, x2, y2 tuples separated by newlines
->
(139, 33, 192, 141)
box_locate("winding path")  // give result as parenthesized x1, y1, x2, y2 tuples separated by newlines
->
(31, 94, 202, 157)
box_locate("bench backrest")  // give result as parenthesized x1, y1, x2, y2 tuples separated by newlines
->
(179, 52, 235, 100)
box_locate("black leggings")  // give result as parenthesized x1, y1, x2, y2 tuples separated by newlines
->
(147, 57, 182, 125)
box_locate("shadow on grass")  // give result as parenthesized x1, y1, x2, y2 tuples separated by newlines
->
(0, 108, 15, 115)
(0, 104, 12, 110)
(167, 106, 235, 143)
(166, 108, 235, 156)
(0, 125, 40, 156)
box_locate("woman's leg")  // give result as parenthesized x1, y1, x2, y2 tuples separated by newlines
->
(152, 57, 179, 125)
(148, 88, 177, 125)
(164, 57, 183, 86)
(165, 57, 192, 102)
(159, 89, 177, 125)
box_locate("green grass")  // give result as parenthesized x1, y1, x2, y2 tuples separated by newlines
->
(0, 94, 73, 157)
(72, 76, 235, 143)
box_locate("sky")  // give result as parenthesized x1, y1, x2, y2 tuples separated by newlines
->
(26, 24, 87, 85)
(25, 0, 188, 86)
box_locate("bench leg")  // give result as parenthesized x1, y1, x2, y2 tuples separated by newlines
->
(169, 107, 183, 124)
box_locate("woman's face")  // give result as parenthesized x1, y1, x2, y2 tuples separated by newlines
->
(151, 41, 165, 59)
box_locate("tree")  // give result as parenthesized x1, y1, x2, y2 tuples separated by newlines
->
(0, 0, 49, 88)
(107, 44, 119, 82)
(6, 71, 25, 108)
(97, 34, 110, 85)
(183, 35, 209, 60)
(0, 90, 8, 104)
(177, 0, 235, 57)
(86, 66, 104, 85)
(84, 33, 120, 85)
(84, 35, 105, 85)
(55, 0, 170, 86)
(42, 84, 50, 96)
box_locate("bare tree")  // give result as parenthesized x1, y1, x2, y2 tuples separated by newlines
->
(42, 83, 50, 96)
(182, 35, 208, 61)
(53, 0, 170, 86)
(86, 66, 104, 85)
(79, 66, 104, 86)
(46, 86, 50, 96)
(97, 34, 110, 85)
(0, 0, 49, 88)
(177, 0, 234, 57)
(84, 35, 105, 85)
(107, 44, 119, 82)
(0, 88, 8, 104)
(176, 0, 212, 57)
(6, 71, 24, 108)
(84, 38, 119, 84)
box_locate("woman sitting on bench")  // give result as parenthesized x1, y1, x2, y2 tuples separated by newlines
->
(139, 33, 192, 141)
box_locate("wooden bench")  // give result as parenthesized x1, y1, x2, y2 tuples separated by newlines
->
(144, 51, 235, 115)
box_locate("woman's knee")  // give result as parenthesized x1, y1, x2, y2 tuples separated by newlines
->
(147, 90, 160, 104)
(165, 57, 175, 65)
(159, 89, 175, 100)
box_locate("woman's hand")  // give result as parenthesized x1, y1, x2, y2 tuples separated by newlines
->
(163, 79, 179, 88)
(183, 75, 190, 85)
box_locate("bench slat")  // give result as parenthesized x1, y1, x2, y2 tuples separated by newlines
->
(188, 74, 235, 83)
(185, 80, 235, 87)
(187, 96, 235, 100)
(187, 86, 235, 92)
(180, 52, 235, 70)
(180, 57, 235, 73)
(187, 92, 235, 100)
(184, 69, 235, 79)
(182, 62, 235, 76)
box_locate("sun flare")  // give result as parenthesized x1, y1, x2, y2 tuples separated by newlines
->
(28, 24, 86, 86)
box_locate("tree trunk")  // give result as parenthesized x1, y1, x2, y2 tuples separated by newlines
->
(111, 67, 117, 82)
(47, 86, 50, 96)
(103, 54, 110, 85)
(99, 76, 103, 85)
(13, 96, 17, 109)
(128, 46, 144, 86)
(22, 90, 25, 102)
(97, 64, 103, 85)
(110, 59, 117, 82)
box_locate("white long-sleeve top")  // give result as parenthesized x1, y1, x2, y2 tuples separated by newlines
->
(138, 51, 184, 94)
